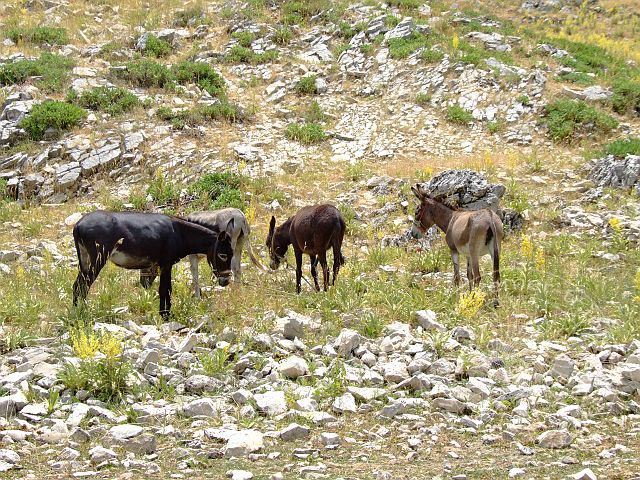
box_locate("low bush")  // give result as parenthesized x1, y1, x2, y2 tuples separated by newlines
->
(142, 34, 172, 58)
(20, 101, 86, 140)
(273, 26, 293, 45)
(415, 92, 431, 105)
(388, 32, 430, 59)
(611, 79, 640, 116)
(487, 119, 506, 134)
(420, 48, 444, 63)
(231, 30, 256, 47)
(147, 170, 180, 205)
(69, 86, 139, 115)
(445, 105, 473, 124)
(174, 6, 206, 27)
(304, 101, 326, 123)
(544, 99, 618, 142)
(115, 59, 175, 88)
(598, 138, 640, 158)
(172, 61, 226, 97)
(0, 53, 73, 92)
(295, 74, 317, 95)
(224, 45, 278, 64)
(156, 99, 243, 128)
(190, 172, 244, 210)
(5, 26, 68, 45)
(285, 122, 326, 144)
(557, 71, 595, 86)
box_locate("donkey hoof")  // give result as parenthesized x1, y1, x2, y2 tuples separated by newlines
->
(493, 299, 500, 308)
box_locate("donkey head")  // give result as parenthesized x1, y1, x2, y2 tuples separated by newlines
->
(411, 184, 434, 239)
(266, 216, 287, 270)
(208, 218, 235, 286)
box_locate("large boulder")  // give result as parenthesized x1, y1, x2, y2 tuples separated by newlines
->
(416, 169, 506, 211)
(590, 154, 640, 194)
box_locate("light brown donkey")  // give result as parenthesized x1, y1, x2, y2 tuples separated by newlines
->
(410, 185, 503, 304)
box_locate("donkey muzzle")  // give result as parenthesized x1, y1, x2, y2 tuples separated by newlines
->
(410, 223, 425, 239)
(216, 270, 232, 287)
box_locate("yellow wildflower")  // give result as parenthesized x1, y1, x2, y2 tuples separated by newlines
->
(98, 333, 123, 359)
(70, 329, 100, 359)
(520, 235, 533, 259)
(608, 217, 622, 233)
(452, 34, 459, 50)
(535, 247, 545, 271)
(456, 290, 486, 319)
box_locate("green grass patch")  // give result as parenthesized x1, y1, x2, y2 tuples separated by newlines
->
(156, 99, 244, 128)
(20, 101, 86, 140)
(172, 61, 226, 97)
(544, 99, 618, 143)
(68, 86, 139, 116)
(0, 53, 73, 92)
(597, 138, 640, 159)
(190, 172, 245, 211)
(303, 101, 326, 123)
(295, 74, 318, 95)
(231, 30, 256, 47)
(557, 71, 595, 86)
(415, 92, 431, 105)
(386, 0, 421, 9)
(420, 48, 444, 63)
(142, 34, 173, 58)
(445, 105, 473, 124)
(388, 32, 431, 59)
(174, 6, 207, 27)
(114, 59, 175, 88)
(487, 119, 506, 134)
(611, 79, 640, 116)
(4, 26, 68, 45)
(273, 26, 293, 45)
(285, 122, 326, 144)
(224, 46, 278, 64)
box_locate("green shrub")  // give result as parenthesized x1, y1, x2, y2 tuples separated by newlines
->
(385, 15, 401, 28)
(231, 30, 256, 47)
(611, 79, 640, 116)
(282, 0, 330, 23)
(147, 170, 180, 205)
(544, 99, 618, 142)
(0, 53, 73, 92)
(386, 0, 421, 8)
(20, 101, 86, 140)
(115, 59, 175, 88)
(58, 357, 131, 402)
(224, 45, 278, 64)
(557, 71, 595, 86)
(274, 26, 293, 45)
(199, 100, 244, 122)
(142, 34, 173, 58)
(388, 32, 430, 59)
(285, 122, 326, 144)
(156, 99, 243, 128)
(172, 61, 226, 97)
(5, 26, 68, 45)
(487, 119, 506, 134)
(304, 101, 325, 123)
(295, 74, 317, 95)
(70, 86, 139, 115)
(190, 172, 244, 210)
(599, 138, 640, 158)
(421, 48, 444, 63)
(174, 6, 206, 27)
(415, 92, 431, 105)
(445, 105, 473, 124)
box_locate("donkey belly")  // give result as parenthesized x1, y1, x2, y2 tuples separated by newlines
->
(109, 251, 155, 270)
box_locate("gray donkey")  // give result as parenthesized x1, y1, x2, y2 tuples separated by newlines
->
(186, 208, 265, 297)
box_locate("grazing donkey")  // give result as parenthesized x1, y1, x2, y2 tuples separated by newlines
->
(411, 185, 503, 304)
(266, 204, 346, 293)
(183, 208, 265, 298)
(72, 211, 234, 318)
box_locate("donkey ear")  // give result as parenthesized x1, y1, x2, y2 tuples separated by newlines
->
(269, 216, 276, 233)
(218, 230, 229, 243)
(225, 218, 235, 235)
(411, 185, 424, 200)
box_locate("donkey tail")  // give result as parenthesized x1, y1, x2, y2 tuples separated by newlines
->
(242, 221, 266, 271)
(488, 218, 500, 283)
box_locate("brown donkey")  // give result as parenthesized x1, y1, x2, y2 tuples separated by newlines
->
(266, 204, 346, 293)
(410, 185, 503, 304)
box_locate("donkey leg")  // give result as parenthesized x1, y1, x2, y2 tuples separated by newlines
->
(318, 252, 329, 292)
(158, 266, 173, 319)
(491, 243, 500, 307)
(294, 248, 303, 294)
(451, 251, 461, 287)
(309, 255, 320, 291)
(471, 253, 481, 289)
(466, 257, 473, 289)
(73, 249, 107, 306)
(232, 237, 244, 283)
(331, 242, 343, 286)
(189, 255, 201, 299)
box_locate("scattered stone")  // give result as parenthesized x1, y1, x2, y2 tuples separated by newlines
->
(536, 429, 573, 449)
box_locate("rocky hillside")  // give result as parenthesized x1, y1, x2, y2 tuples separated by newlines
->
(1, 0, 640, 479)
